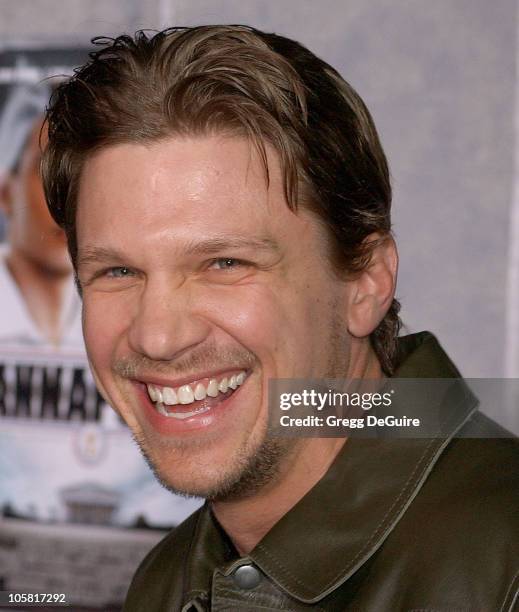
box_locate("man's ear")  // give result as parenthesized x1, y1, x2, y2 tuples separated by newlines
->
(0, 175, 14, 218)
(346, 234, 398, 338)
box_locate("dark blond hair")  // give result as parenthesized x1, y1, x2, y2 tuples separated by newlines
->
(42, 25, 401, 373)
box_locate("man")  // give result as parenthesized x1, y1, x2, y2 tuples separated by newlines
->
(0, 83, 80, 348)
(41, 26, 518, 611)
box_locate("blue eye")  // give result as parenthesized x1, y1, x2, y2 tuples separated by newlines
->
(212, 258, 241, 270)
(106, 267, 133, 278)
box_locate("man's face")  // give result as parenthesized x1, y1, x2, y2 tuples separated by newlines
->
(2, 119, 70, 273)
(77, 135, 354, 499)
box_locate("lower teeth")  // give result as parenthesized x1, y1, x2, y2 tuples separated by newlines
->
(156, 402, 213, 420)
(153, 383, 240, 419)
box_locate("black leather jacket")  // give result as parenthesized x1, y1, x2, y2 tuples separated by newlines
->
(124, 333, 519, 611)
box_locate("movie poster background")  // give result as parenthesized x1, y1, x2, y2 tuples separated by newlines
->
(0, 47, 201, 611)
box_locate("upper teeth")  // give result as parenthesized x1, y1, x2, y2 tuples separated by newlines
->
(146, 371, 246, 410)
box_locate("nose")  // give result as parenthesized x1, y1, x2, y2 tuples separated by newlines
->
(127, 276, 210, 362)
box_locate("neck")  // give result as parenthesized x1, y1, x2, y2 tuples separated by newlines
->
(6, 248, 72, 346)
(212, 437, 346, 555)
(212, 338, 383, 555)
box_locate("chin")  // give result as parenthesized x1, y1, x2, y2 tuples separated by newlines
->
(141, 446, 243, 500)
(135, 423, 292, 502)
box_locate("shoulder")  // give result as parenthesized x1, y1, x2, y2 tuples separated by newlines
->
(123, 507, 203, 612)
(421, 414, 519, 535)
(420, 411, 519, 540)
(437, 411, 519, 509)
(429, 413, 519, 548)
(385, 413, 519, 608)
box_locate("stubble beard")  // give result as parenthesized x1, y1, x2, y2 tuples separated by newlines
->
(127, 309, 349, 503)
(133, 425, 295, 502)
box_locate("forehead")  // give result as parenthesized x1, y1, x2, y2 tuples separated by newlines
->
(76, 135, 321, 253)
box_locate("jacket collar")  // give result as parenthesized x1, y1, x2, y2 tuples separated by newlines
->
(184, 332, 479, 604)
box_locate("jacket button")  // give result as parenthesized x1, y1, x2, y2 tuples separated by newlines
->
(232, 564, 261, 589)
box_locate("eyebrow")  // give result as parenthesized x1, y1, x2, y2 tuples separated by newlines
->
(183, 236, 280, 256)
(76, 247, 128, 269)
(77, 237, 280, 268)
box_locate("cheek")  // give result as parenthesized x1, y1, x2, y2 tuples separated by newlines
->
(197, 284, 286, 345)
(195, 282, 320, 369)
(82, 293, 130, 372)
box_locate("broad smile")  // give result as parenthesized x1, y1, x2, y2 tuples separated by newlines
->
(146, 371, 247, 419)
(131, 369, 252, 433)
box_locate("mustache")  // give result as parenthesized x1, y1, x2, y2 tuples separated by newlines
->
(112, 342, 257, 379)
